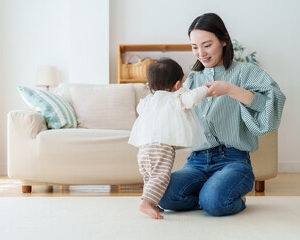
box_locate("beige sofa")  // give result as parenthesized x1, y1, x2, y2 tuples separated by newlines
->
(7, 83, 277, 193)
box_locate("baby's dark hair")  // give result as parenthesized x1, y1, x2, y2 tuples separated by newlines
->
(147, 58, 184, 93)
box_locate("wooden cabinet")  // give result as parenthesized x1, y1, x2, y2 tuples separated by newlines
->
(118, 44, 192, 84)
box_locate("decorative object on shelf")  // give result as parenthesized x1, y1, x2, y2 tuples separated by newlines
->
(118, 44, 192, 84)
(36, 66, 59, 91)
(232, 39, 259, 66)
(121, 54, 157, 81)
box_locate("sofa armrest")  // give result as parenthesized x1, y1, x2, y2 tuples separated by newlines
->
(7, 111, 48, 178)
(7, 110, 47, 140)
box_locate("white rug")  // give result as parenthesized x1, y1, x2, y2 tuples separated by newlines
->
(0, 196, 299, 240)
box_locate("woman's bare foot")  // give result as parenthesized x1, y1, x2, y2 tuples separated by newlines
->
(139, 199, 163, 219)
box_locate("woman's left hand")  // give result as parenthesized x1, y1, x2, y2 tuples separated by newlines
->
(204, 81, 233, 97)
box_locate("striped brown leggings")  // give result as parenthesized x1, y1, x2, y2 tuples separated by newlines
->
(137, 143, 175, 205)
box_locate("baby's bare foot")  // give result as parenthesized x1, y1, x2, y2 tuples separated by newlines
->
(242, 196, 246, 203)
(139, 199, 163, 219)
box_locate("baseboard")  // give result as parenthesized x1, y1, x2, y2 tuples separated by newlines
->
(278, 161, 300, 173)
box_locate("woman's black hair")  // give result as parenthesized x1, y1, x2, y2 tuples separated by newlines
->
(147, 58, 184, 93)
(188, 13, 233, 71)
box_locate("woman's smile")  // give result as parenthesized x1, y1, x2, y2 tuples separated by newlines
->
(200, 57, 211, 63)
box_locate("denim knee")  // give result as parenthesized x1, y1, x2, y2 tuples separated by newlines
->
(199, 188, 231, 216)
(159, 170, 200, 211)
(199, 173, 253, 216)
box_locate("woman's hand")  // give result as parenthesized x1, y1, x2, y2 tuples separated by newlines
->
(204, 81, 232, 97)
(204, 81, 254, 105)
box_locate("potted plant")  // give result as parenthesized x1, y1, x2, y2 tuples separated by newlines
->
(232, 39, 259, 66)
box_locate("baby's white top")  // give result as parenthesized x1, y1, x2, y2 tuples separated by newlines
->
(128, 86, 208, 148)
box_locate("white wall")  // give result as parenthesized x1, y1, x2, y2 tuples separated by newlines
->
(69, 0, 109, 84)
(0, 0, 5, 175)
(0, 0, 109, 175)
(110, 0, 300, 172)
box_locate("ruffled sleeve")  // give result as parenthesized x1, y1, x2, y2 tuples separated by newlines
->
(239, 63, 286, 136)
(179, 86, 208, 109)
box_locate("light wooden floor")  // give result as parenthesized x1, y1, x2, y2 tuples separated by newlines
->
(1, 173, 300, 197)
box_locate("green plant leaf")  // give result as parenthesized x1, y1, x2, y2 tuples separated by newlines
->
(232, 39, 259, 66)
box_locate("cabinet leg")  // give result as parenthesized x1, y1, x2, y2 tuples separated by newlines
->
(22, 185, 32, 193)
(255, 180, 265, 192)
(47, 185, 54, 193)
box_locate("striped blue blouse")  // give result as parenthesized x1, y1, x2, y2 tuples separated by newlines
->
(183, 61, 286, 152)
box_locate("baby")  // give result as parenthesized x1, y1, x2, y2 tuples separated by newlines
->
(128, 58, 208, 219)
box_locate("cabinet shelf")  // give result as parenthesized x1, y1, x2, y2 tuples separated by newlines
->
(118, 44, 191, 84)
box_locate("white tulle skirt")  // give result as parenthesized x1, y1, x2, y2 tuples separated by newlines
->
(128, 91, 207, 148)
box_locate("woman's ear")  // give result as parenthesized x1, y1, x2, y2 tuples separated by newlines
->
(222, 41, 227, 47)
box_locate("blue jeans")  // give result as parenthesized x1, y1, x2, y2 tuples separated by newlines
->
(158, 145, 255, 216)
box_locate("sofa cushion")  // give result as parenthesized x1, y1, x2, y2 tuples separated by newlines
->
(54, 83, 150, 110)
(69, 84, 137, 130)
(18, 86, 77, 129)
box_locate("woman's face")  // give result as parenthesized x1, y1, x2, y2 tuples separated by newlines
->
(190, 29, 226, 68)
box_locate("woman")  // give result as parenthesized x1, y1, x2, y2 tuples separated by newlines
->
(158, 13, 286, 216)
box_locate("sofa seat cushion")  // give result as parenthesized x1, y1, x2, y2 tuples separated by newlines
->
(31, 128, 190, 184)
(37, 128, 131, 148)
(32, 128, 139, 184)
